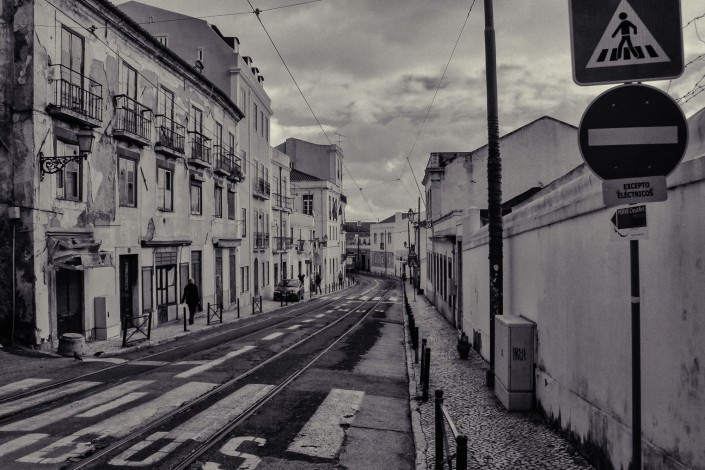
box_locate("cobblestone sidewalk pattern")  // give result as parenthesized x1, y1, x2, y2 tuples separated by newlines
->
(406, 291, 594, 470)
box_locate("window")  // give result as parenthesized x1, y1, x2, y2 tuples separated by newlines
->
(214, 185, 223, 217)
(160, 87, 174, 121)
(190, 182, 202, 215)
(303, 194, 313, 215)
(197, 48, 204, 61)
(156, 265, 176, 306)
(265, 117, 269, 142)
(241, 89, 247, 109)
(373, 233, 377, 244)
(55, 140, 81, 201)
(192, 106, 203, 134)
(227, 190, 235, 220)
(61, 27, 83, 84)
(260, 110, 264, 137)
(155, 36, 168, 47)
(253, 103, 258, 130)
(241, 208, 247, 237)
(229, 250, 237, 303)
(157, 167, 173, 211)
(241, 266, 249, 293)
(119, 61, 137, 99)
(228, 132, 235, 154)
(118, 157, 137, 207)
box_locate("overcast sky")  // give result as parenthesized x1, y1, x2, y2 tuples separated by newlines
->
(116, 0, 705, 222)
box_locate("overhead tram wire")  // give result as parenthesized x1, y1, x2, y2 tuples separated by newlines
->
(397, 0, 478, 210)
(246, 1, 379, 221)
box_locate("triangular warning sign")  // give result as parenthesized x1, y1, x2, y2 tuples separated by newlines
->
(586, 0, 670, 69)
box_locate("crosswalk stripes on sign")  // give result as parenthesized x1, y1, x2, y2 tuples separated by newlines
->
(586, 0, 669, 69)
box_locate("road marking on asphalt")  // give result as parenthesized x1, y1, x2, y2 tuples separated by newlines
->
(80, 357, 127, 364)
(262, 332, 284, 341)
(325, 310, 335, 313)
(315, 314, 326, 318)
(287, 388, 365, 459)
(302, 319, 314, 323)
(75, 392, 148, 418)
(16, 382, 217, 464)
(176, 346, 255, 379)
(130, 360, 169, 366)
(0, 378, 51, 397)
(359, 296, 370, 300)
(0, 381, 101, 420)
(0, 433, 48, 458)
(0, 381, 154, 432)
(108, 383, 275, 467)
(372, 296, 381, 301)
(286, 325, 302, 330)
(389, 296, 398, 302)
(172, 360, 209, 365)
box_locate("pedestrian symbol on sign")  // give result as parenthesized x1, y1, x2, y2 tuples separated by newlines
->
(586, 0, 669, 69)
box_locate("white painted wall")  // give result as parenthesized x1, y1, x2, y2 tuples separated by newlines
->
(461, 157, 705, 469)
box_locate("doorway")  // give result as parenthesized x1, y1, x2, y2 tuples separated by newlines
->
(215, 249, 223, 307)
(253, 257, 259, 295)
(119, 255, 138, 328)
(56, 269, 83, 337)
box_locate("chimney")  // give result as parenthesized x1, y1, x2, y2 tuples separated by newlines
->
(257, 75, 264, 83)
(251, 66, 259, 75)
(243, 56, 252, 65)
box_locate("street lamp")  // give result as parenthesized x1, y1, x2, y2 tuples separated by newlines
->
(38, 127, 95, 180)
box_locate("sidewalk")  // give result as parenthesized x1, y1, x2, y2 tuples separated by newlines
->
(79, 289, 342, 357)
(404, 289, 594, 470)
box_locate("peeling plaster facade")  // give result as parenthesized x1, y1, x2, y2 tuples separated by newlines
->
(0, 0, 250, 348)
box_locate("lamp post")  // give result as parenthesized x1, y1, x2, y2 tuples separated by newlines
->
(38, 127, 95, 180)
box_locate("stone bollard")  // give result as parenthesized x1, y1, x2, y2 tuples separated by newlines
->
(58, 333, 85, 357)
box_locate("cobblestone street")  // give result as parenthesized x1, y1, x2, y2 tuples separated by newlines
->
(406, 291, 594, 470)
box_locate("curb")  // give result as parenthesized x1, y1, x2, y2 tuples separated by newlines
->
(401, 284, 429, 470)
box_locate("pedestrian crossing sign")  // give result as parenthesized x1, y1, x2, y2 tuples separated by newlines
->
(569, 0, 683, 85)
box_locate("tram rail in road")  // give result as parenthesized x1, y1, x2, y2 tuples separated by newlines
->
(52, 281, 395, 469)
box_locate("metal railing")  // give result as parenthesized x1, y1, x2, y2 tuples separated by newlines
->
(435, 389, 468, 470)
(254, 232, 270, 250)
(207, 302, 223, 325)
(273, 236, 293, 251)
(253, 178, 270, 197)
(188, 131, 211, 164)
(155, 114, 185, 153)
(272, 193, 293, 210)
(252, 295, 262, 314)
(213, 145, 229, 172)
(121, 311, 152, 347)
(50, 64, 103, 122)
(114, 95, 152, 140)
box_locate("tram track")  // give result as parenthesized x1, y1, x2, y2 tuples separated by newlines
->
(0, 280, 377, 420)
(66, 281, 395, 469)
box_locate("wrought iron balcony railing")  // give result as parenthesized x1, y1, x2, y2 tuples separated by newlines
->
(253, 178, 270, 198)
(114, 95, 152, 142)
(188, 131, 211, 164)
(273, 236, 293, 252)
(254, 232, 270, 250)
(272, 193, 293, 210)
(154, 114, 185, 154)
(49, 64, 102, 124)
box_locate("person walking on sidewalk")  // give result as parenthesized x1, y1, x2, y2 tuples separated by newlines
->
(338, 271, 344, 288)
(315, 273, 322, 294)
(181, 278, 200, 325)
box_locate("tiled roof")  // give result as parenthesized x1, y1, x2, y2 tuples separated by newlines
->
(290, 168, 323, 182)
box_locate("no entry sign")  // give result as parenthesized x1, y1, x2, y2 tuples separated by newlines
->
(578, 84, 688, 181)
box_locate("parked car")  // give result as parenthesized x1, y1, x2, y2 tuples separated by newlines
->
(273, 278, 304, 301)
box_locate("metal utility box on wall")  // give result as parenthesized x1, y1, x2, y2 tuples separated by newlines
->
(494, 315, 535, 411)
(94, 296, 120, 340)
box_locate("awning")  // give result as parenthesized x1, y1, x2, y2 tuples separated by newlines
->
(212, 238, 241, 248)
(52, 251, 114, 270)
(140, 238, 192, 247)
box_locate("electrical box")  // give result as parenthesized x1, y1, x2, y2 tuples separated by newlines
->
(494, 315, 535, 411)
(94, 296, 120, 340)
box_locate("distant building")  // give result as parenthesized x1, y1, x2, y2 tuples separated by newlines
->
(344, 222, 372, 272)
(369, 212, 415, 277)
(278, 139, 347, 289)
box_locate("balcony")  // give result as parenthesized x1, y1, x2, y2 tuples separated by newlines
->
(253, 177, 270, 200)
(47, 64, 102, 128)
(154, 115, 185, 157)
(227, 153, 244, 182)
(188, 132, 211, 167)
(273, 236, 293, 252)
(212, 145, 228, 176)
(113, 95, 152, 146)
(272, 193, 293, 211)
(254, 232, 270, 250)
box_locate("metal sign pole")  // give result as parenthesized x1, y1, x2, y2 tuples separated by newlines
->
(630, 239, 642, 469)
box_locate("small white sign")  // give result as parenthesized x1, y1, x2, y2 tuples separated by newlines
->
(602, 176, 667, 207)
